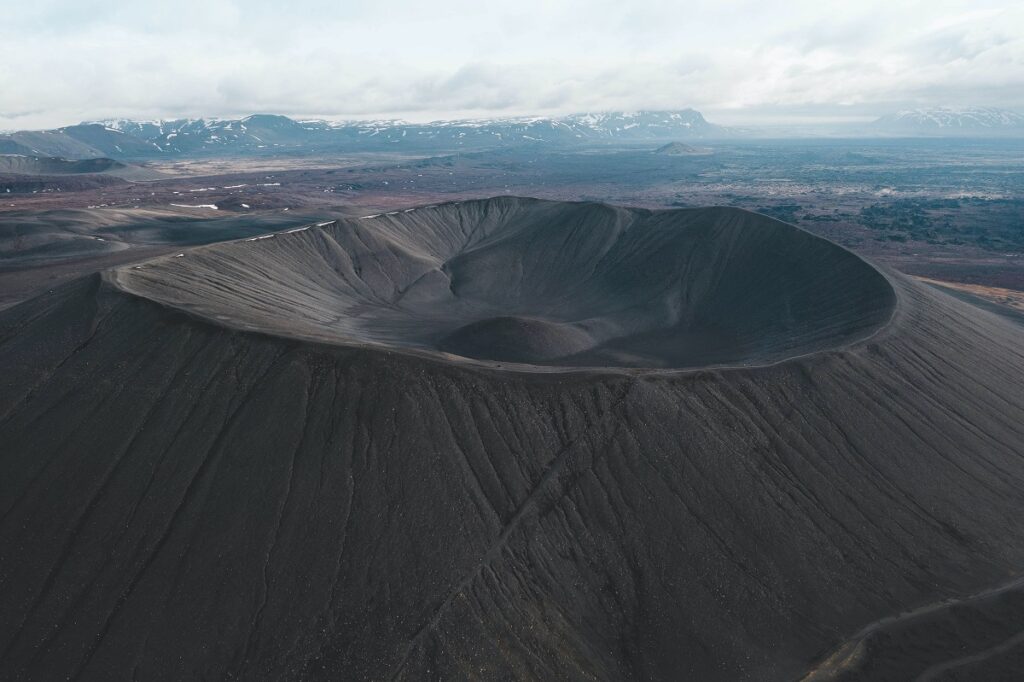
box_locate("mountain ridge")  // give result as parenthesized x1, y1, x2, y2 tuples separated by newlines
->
(0, 110, 728, 160)
(872, 106, 1024, 135)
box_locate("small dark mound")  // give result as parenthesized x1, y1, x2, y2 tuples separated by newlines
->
(0, 154, 125, 175)
(0, 173, 126, 194)
(439, 316, 595, 363)
(654, 142, 707, 155)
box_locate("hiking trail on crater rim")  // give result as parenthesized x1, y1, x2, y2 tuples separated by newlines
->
(1, 197, 1023, 680)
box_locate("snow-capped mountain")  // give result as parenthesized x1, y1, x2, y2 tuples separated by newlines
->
(115, 110, 723, 152)
(101, 114, 312, 150)
(0, 110, 728, 159)
(873, 107, 1024, 134)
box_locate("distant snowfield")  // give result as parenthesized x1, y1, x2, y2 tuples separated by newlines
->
(877, 106, 1024, 130)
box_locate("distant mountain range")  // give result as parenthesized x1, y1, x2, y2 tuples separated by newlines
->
(3, 106, 1021, 161)
(0, 110, 727, 160)
(872, 107, 1024, 135)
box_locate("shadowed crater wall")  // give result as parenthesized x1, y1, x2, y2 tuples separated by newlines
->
(113, 198, 896, 368)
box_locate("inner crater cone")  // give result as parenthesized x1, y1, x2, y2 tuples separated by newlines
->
(114, 197, 896, 369)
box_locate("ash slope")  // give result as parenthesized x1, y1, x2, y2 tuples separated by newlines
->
(0, 199, 1023, 681)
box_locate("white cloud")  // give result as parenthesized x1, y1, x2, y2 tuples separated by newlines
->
(1, 0, 1022, 129)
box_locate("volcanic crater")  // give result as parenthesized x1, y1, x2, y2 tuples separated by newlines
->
(2, 197, 1024, 682)
(113, 197, 896, 369)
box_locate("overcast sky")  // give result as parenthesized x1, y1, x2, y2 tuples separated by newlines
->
(2, 0, 1022, 130)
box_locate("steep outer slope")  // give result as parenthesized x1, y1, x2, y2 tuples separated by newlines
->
(0, 199, 1023, 681)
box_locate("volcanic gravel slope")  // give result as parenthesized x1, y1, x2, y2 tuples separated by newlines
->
(0, 197, 1023, 681)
